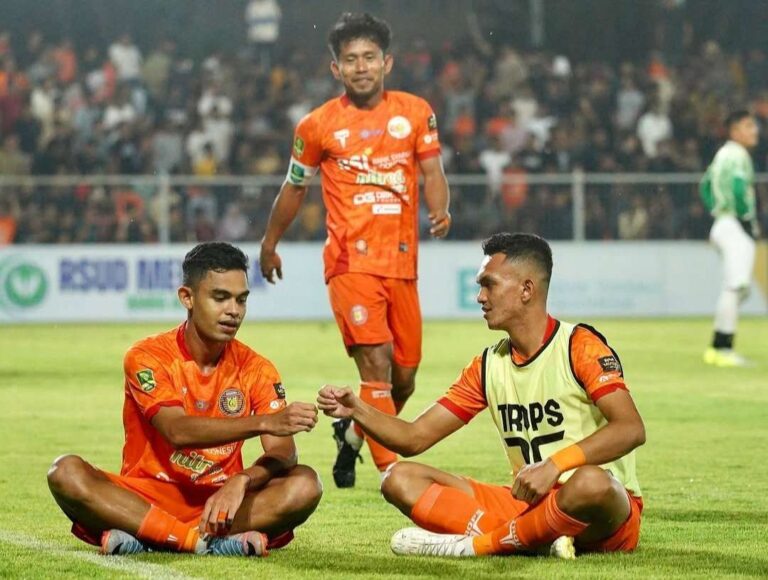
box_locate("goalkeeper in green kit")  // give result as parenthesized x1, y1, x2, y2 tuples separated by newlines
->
(700, 110, 760, 367)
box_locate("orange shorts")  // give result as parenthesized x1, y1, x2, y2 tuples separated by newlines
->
(467, 478, 643, 553)
(327, 272, 422, 367)
(70, 472, 294, 549)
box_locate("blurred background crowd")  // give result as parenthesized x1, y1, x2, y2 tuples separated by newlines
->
(1, 0, 767, 244)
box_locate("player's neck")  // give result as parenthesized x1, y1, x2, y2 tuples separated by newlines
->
(504, 311, 551, 361)
(183, 321, 226, 371)
(346, 89, 385, 110)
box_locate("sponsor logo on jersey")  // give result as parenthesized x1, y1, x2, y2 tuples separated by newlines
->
(373, 204, 402, 215)
(360, 129, 384, 139)
(352, 191, 406, 205)
(273, 382, 286, 399)
(136, 369, 156, 392)
(350, 305, 368, 326)
(293, 136, 305, 157)
(427, 114, 438, 130)
(387, 116, 412, 139)
(170, 450, 215, 476)
(204, 444, 237, 456)
(598, 356, 621, 373)
(355, 168, 407, 193)
(270, 400, 282, 410)
(194, 400, 210, 411)
(355, 239, 368, 255)
(334, 128, 350, 148)
(339, 152, 410, 172)
(219, 388, 245, 416)
(371, 151, 411, 169)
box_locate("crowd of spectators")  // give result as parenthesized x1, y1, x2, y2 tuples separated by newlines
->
(1, 5, 767, 244)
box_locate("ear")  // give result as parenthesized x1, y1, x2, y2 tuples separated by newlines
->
(177, 285, 194, 312)
(521, 278, 535, 304)
(330, 59, 341, 81)
(383, 53, 394, 75)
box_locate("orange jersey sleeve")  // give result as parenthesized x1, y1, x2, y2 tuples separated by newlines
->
(123, 346, 183, 420)
(245, 357, 288, 416)
(569, 325, 628, 403)
(437, 353, 487, 423)
(412, 99, 441, 161)
(286, 113, 322, 186)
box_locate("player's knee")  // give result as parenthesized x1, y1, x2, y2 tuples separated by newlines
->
(391, 380, 415, 403)
(737, 285, 751, 303)
(354, 344, 393, 379)
(380, 461, 416, 505)
(284, 465, 323, 511)
(560, 466, 618, 512)
(47, 455, 90, 499)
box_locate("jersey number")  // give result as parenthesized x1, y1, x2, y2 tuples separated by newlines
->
(504, 431, 565, 464)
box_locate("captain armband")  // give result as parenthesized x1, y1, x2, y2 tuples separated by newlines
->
(549, 444, 587, 473)
(285, 158, 318, 187)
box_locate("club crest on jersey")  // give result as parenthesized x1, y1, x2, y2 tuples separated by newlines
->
(334, 128, 350, 148)
(350, 305, 368, 326)
(387, 116, 412, 139)
(136, 369, 156, 392)
(219, 388, 245, 416)
(293, 136, 305, 157)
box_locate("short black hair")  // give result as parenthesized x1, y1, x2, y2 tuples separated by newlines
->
(328, 13, 391, 60)
(482, 232, 553, 284)
(182, 242, 248, 287)
(726, 110, 752, 130)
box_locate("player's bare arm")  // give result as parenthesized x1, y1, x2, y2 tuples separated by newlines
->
(151, 402, 318, 448)
(259, 182, 309, 283)
(198, 434, 298, 537)
(513, 389, 645, 504)
(419, 155, 451, 238)
(317, 385, 463, 455)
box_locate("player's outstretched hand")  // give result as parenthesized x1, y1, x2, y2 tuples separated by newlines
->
(317, 385, 357, 419)
(259, 244, 283, 284)
(266, 402, 318, 436)
(429, 211, 451, 238)
(198, 472, 250, 538)
(511, 460, 560, 505)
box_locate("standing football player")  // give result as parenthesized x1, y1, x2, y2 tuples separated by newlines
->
(700, 110, 760, 367)
(260, 13, 451, 487)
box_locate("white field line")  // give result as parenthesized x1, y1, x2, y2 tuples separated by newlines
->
(0, 530, 200, 579)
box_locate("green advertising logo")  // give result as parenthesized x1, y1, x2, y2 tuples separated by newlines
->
(0, 257, 48, 311)
(458, 268, 478, 310)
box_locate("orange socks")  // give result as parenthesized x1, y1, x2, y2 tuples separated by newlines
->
(472, 492, 588, 555)
(136, 505, 203, 553)
(411, 483, 505, 535)
(357, 381, 398, 471)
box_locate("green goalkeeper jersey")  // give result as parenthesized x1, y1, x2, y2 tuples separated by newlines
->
(699, 140, 756, 220)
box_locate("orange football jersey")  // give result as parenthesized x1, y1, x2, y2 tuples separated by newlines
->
(286, 91, 441, 282)
(120, 323, 287, 486)
(438, 318, 629, 423)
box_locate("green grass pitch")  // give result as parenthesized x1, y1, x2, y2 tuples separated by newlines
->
(1, 317, 767, 579)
